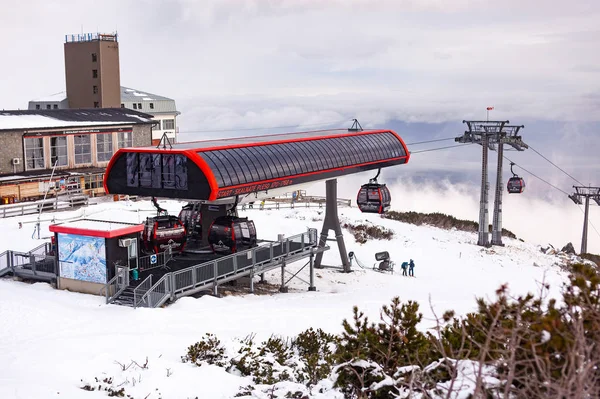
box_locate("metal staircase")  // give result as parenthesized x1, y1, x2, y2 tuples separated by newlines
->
(0, 243, 56, 282)
(105, 228, 325, 308)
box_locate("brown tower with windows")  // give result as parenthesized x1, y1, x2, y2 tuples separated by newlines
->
(64, 33, 121, 108)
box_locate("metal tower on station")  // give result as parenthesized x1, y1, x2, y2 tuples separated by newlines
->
(569, 186, 600, 254)
(455, 120, 528, 247)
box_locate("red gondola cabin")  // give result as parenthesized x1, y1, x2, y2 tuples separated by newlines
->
(141, 215, 187, 254)
(357, 183, 391, 214)
(208, 216, 257, 254)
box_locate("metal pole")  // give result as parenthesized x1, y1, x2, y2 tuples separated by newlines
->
(37, 159, 59, 239)
(581, 196, 590, 254)
(491, 142, 504, 246)
(308, 249, 316, 291)
(478, 134, 490, 247)
(279, 260, 288, 293)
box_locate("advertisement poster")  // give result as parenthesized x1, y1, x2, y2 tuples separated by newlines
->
(57, 233, 107, 284)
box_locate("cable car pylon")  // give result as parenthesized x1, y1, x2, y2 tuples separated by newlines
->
(455, 118, 527, 247)
(569, 186, 600, 254)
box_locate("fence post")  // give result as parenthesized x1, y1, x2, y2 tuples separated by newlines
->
(233, 254, 238, 274)
(213, 261, 218, 294)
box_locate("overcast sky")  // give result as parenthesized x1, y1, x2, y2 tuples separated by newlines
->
(1, 0, 599, 127)
(1, 0, 599, 251)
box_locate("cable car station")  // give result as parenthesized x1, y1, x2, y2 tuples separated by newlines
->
(58, 124, 411, 307)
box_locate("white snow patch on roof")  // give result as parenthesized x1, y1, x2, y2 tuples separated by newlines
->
(0, 115, 121, 131)
(31, 92, 67, 102)
(142, 97, 154, 101)
(133, 92, 148, 97)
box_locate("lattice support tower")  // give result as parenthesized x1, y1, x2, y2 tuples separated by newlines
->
(569, 186, 600, 254)
(456, 121, 527, 247)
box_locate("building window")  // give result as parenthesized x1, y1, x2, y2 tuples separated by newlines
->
(163, 119, 175, 130)
(149, 103, 154, 109)
(92, 69, 98, 78)
(53, 104, 58, 109)
(46, 104, 51, 109)
(25, 137, 45, 170)
(84, 174, 104, 190)
(96, 133, 113, 162)
(93, 85, 98, 94)
(153, 120, 161, 130)
(133, 103, 137, 110)
(118, 131, 133, 148)
(121, 103, 124, 108)
(74, 135, 92, 164)
(137, 103, 142, 109)
(36, 104, 40, 110)
(94, 102, 99, 108)
(91, 53, 97, 62)
(50, 136, 67, 167)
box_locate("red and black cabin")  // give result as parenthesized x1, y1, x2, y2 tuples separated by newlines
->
(357, 183, 391, 214)
(141, 215, 187, 254)
(208, 216, 257, 254)
(103, 129, 411, 201)
(507, 177, 526, 194)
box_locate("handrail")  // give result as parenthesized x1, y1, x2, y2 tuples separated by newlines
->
(100, 267, 129, 304)
(133, 274, 153, 308)
(139, 273, 170, 308)
(135, 228, 319, 308)
(100, 274, 119, 302)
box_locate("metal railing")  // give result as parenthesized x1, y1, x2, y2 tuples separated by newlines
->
(135, 228, 319, 308)
(0, 195, 89, 219)
(0, 246, 56, 280)
(136, 251, 172, 272)
(133, 274, 153, 308)
(101, 266, 129, 304)
(139, 274, 172, 308)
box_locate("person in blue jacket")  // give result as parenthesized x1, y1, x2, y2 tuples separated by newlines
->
(401, 261, 408, 276)
(408, 259, 415, 277)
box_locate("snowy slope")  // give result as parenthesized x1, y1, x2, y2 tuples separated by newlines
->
(0, 199, 573, 398)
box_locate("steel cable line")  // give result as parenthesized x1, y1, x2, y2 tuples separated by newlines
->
(178, 120, 347, 134)
(506, 157, 600, 243)
(405, 137, 456, 146)
(527, 144, 585, 186)
(409, 143, 473, 154)
(503, 156, 570, 195)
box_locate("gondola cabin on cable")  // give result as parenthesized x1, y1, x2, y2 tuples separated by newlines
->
(140, 197, 187, 254)
(507, 162, 526, 194)
(208, 216, 257, 254)
(141, 215, 187, 254)
(178, 202, 202, 241)
(356, 169, 391, 214)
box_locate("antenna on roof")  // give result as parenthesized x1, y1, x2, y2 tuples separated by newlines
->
(349, 119, 363, 132)
(157, 132, 173, 150)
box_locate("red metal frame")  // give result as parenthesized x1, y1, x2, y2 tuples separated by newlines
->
(103, 129, 410, 201)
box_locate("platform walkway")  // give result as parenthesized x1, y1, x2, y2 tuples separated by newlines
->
(104, 228, 325, 308)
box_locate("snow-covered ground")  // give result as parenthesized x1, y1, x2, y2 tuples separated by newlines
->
(0, 199, 573, 398)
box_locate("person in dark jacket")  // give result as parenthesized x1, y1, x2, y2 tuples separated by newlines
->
(408, 259, 415, 277)
(401, 261, 408, 276)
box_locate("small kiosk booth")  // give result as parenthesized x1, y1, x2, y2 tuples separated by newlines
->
(49, 219, 143, 295)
